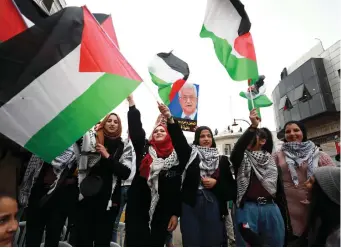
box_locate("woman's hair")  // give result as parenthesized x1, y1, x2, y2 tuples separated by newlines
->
(250, 127, 273, 154)
(283, 120, 307, 142)
(193, 126, 216, 148)
(305, 182, 340, 246)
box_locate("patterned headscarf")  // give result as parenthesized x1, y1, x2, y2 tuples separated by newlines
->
(282, 141, 319, 186)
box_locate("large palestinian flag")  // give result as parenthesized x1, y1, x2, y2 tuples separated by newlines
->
(148, 52, 190, 105)
(93, 13, 119, 49)
(200, 0, 258, 81)
(0, 0, 40, 42)
(0, 6, 142, 162)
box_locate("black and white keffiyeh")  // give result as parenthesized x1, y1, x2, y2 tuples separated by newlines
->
(78, 129, 133, 210)
(236, 150, 278, 207)
(281, 141, 319, 186)
(147, 146, 179, 227)
(19, 145, 76, 207)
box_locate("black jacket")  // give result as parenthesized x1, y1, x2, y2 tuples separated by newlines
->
(167, 119, 236, 217)
(230, 127, 292, 244)
(87, 137, 131, 208)
(125, 106, 185, 246)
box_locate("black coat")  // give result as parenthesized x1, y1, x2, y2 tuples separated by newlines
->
(125, 106, 185, 247)
(167, 119, 236, 217)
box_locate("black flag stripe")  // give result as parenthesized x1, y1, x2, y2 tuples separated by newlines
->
(0, 7, 84, 108)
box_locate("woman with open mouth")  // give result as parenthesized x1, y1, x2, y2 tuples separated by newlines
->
(125, 95, 184, 247)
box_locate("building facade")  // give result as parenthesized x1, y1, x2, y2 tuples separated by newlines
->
(272, 40, 340, 159)
(215, 130, 281, 156)
(32, 0, 66, 15)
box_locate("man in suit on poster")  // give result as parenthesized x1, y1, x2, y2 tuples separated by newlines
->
(177, 83, 198, 120)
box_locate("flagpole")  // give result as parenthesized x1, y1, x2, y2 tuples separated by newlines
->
(142, 81, 162, 103)
(248, 79, 255, 109)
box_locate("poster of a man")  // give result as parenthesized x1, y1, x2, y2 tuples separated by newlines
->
(168, 83, 199, 132)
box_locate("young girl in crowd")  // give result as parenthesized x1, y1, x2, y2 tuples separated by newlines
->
(273, 120, 335, 244)
(158, 103, 236, 247)
(230, 109, 290, 247)
(74, 113, 133, 247)
(0, 192, 18, 247)
(125, 96, 182, 247)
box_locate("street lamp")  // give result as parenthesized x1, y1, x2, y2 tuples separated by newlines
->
(232, 118, 251, 126)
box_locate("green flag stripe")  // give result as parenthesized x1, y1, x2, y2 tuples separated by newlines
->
(25, 73, 140, 162)
(200, 25, 258, 81)
(149, 72, 172, 105)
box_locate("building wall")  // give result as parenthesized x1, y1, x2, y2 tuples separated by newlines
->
(214, 131, 281, 155)
(272, 40, 340, 131)
(320, 41, 341, 111)
(32, 0, 66, 15)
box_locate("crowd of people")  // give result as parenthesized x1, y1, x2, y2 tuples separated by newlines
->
(0, 94, 340, 247)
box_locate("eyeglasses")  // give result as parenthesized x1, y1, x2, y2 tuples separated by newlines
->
(179, 96, 197, 101)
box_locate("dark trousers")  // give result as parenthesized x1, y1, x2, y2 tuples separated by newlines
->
(25, 183, 79, 247)
(125, 201, 171, 247)
(180, 189, 224, 247)
(74, 197, 119, 247)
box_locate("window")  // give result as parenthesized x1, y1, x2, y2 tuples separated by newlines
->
(299, 86, 312, 102)
(279, 95, 293, 111)
(293, 84, 312, 103)
(338, 69, 340, 77)
(224, 144, 232, 156)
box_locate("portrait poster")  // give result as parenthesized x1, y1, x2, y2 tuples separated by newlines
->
(168, 83, 199, 132)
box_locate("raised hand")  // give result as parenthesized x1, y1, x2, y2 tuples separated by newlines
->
(127, 94, 135, 107)
(158, 102, 171, 119)
(249, 109, 260, 128)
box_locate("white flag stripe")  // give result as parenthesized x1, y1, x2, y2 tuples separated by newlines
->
(0, 45, 103, 145)
(21, 14, 34, 28)
(203, 0, 243, 58)
(148, 55, 184, 83)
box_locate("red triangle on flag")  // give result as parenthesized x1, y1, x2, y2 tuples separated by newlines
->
(0, 0, 27, 42)
(234, 32, 257, 62)
(100, 15, 119, 49)
(79, 6, 141, 82)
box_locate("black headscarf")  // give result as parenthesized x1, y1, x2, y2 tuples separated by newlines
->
(283, 120, 307, 142)
(193, 126, 216, 148)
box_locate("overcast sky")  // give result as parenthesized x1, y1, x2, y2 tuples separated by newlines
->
(67, 0, 341, 138)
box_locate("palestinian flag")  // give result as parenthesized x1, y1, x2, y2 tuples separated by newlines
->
(0, 6, 142, 162)
(200, 0, 258, 81)
(93, 13, 119, 48)
(0, 0, 37, 42)
(148, 52, 189, 105)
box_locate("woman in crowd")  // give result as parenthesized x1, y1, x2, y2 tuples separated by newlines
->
(74, 113, 133, 247)
(273, 120, 335, 244)
(304, 166, 340, 246)
(0, 192, 18, 247)
(112, 135, 136, 244)
(158, 103, 235, 247)
(20, 146, 78, 247)
(230, 109, 290, 247)
(125, 96, 182, 247)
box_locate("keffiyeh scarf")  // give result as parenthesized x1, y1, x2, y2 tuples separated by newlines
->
(281, 141, 319, 186)
(147, 146, 179, 227)
(78, 129, 133, 210)
(236, 150, 278, 207)
(19, 145, 76, 207)
(183, 145, 220, 186)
